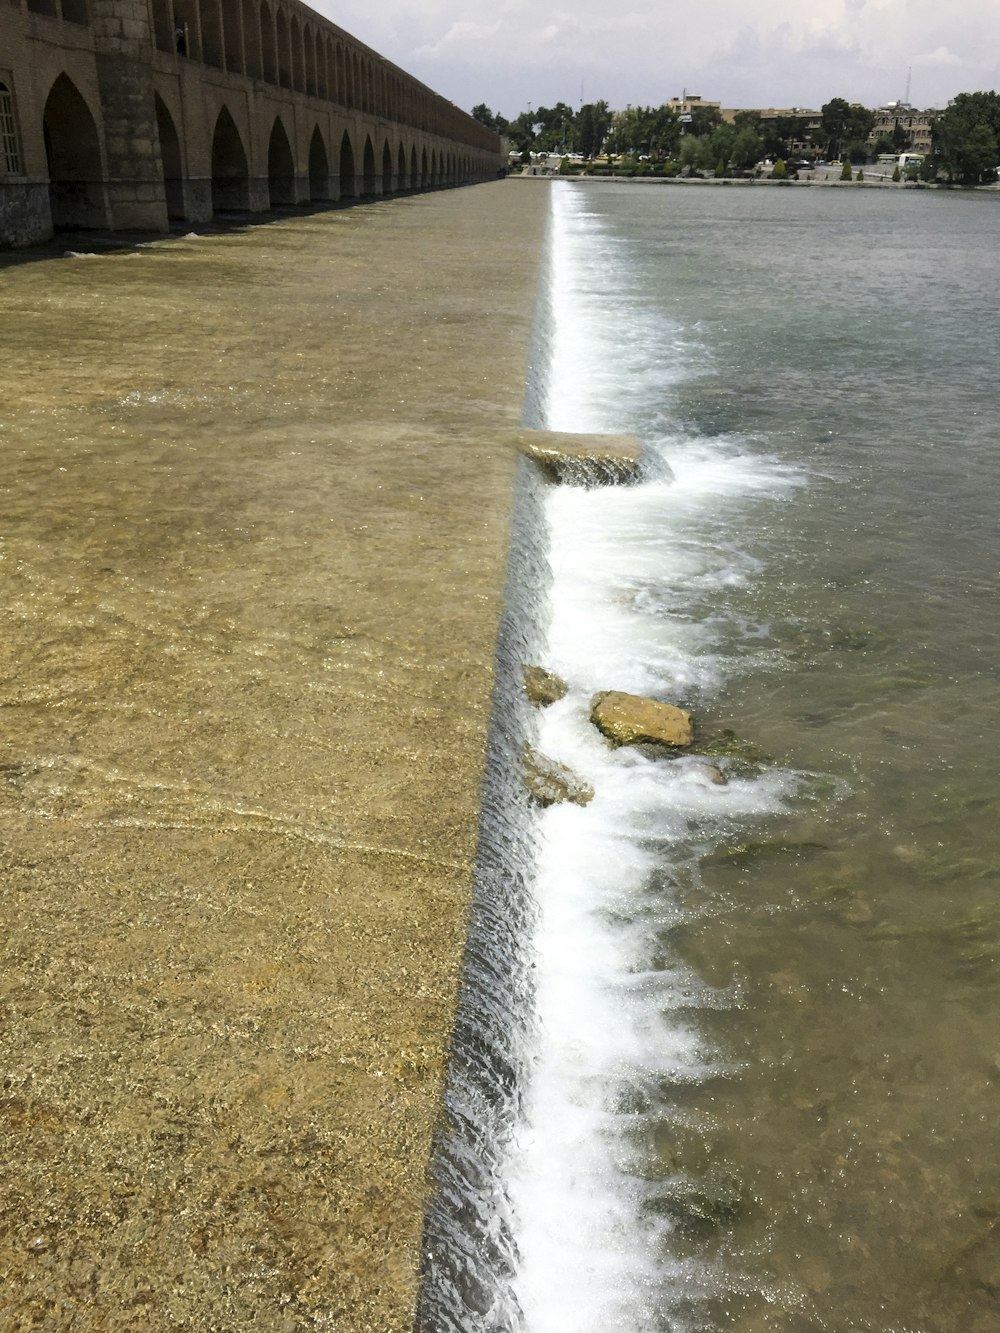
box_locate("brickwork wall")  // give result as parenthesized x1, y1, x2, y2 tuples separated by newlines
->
(92, 0, 168, 228)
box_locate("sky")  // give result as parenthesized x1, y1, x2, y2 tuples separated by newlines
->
(309, 0, 1000, 118)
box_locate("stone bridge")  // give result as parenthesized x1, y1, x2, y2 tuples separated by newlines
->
(0, 0, 503, 246)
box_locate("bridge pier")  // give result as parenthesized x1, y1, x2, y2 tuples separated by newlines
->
(93, 0, 170, 231)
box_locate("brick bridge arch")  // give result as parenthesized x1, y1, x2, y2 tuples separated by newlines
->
(1, 0, 504, 245)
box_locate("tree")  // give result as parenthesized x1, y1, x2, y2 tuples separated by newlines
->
(576, 101, 612, 157)
(844, 138, 872, 165)
(821, 98, 852, 158)
(508, 110, 538, 152)
(956, 124, 999, 181)
(892, 164, 901, 182)
(821, 99, 875, 159)
(931, 91, 1000, 182)
(687, 104, 723, 137)
(678, 135, 703, 174)
(532, 102, 576, 153)
(891, 121, 912, 152)
(771, 158, 787, 179)
(759, 114, 811, 161)
(840, 159, 853, 180)
(608, 104, 680, 158)
(730, 126, 764, 172)
(470, 104, 509, 134)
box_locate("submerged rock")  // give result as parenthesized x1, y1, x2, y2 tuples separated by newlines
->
(690, 761, 728, 786)
(590, 691, 694, 749)
(514, 430, 643, 486)
(522, 746, 594, 807)
(698, 727, 771, 764)
(523, 665, 568, 707)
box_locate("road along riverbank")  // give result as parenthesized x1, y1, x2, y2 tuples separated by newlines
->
(0, 181, 550, 1331)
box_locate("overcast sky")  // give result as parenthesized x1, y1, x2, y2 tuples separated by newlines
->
(309, 0, 1000, 117)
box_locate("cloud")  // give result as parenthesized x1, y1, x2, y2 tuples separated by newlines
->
(415, 18, 502, 58)
(309, 0, 1000, 117)
(915, 46, 962, 67)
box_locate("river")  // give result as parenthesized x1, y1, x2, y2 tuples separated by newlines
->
(425, 180, 1000, 1333)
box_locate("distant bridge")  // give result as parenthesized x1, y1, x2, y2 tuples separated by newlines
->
(0, 0, 503, 247)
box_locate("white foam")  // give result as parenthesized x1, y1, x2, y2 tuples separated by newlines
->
(505, 182, 809, 1331)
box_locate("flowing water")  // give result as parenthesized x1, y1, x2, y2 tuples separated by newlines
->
(424, 181, 1000, 1332)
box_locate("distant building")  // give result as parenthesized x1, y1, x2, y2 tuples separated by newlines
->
(868, 102, 935, 154)
(668, 94, 720, 124)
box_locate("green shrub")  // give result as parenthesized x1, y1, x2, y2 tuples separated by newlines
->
(840, 160, 853, 180)
(892, 164, 901, 182)
(857, 167, 864, 181)
(715, 158, 726, 178)
(771, 159, 787, 179)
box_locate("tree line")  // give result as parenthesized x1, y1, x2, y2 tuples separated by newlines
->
(471, 98, 878, 170)
(473, 93, 1000, 183)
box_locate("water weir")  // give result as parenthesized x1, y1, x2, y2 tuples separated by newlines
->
(419, 183, 806, 1331)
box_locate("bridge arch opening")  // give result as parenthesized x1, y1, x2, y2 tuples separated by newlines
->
(242, 0, 262, 77)
(43, 74, 108, 230)
(223, 0, 243, 72)
(308, 126, 329, 200)
(260, 0, 277, 82)
(420, 146, 427, 188)
(211, 106, 250, 212)
(381, 139, 392, 194)
(200, 0, 224, 68)
(339, 131, 356, 198)
(323, 35, 334, 100)
(397, 143, 406, 190)
(155, 94, 185, 219)
(333, 42, 344, 104)
(267, 116, 296, 205)
(289, 14, 302, 92)
(276, 10, 291, 88)
(173, 0, 199, 58)
(305, 27, 317, 96)
(150, 0, 173, 53)
(362, 135, 376, 195)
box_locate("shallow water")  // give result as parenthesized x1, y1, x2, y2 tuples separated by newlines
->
(0, 187, 551, 1331)
(505, 183, 1000, 1331)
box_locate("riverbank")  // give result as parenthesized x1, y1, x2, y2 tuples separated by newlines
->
(515, 168, 1000, 191)
(0, 181, 549, 1330)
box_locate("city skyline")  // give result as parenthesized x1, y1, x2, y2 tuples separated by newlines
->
(308, 0, 1000, 118)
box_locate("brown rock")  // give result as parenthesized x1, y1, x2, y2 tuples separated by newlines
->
(523, 664, 568, 707)
(513, 430, 643, 486)
(522, 746, 594, 807)
(590, 691, 694, 749)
